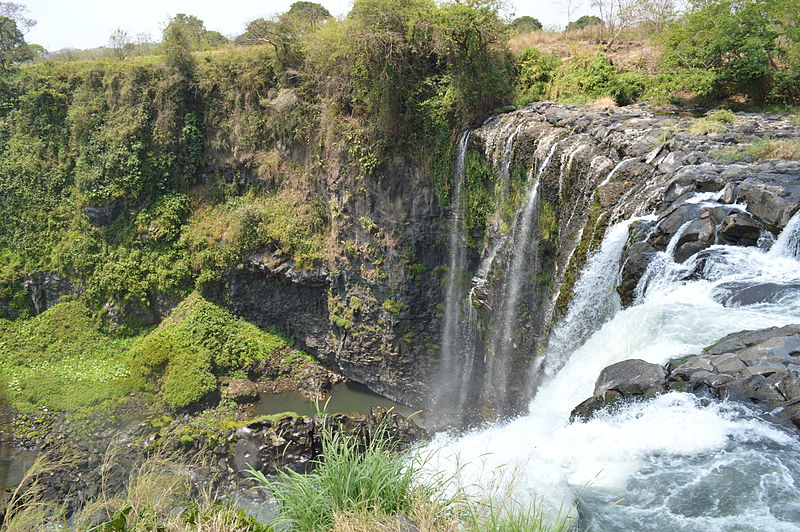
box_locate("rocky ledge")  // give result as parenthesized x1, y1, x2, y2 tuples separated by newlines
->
(572, 325, 800, 429)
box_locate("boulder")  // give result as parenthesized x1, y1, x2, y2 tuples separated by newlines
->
(571, 359, 666, 420)
(224, 379, 259, 403)
(667, 324, 800, 428)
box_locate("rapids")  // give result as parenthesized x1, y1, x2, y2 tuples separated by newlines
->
(424, 209, 800, 531)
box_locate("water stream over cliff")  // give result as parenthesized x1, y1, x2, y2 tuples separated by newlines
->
(426, 210, 800, 530)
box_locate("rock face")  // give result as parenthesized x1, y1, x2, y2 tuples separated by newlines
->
(667, 325, 800, 428)
(22, 271, 80, 315)
(571, 359, 666, 420)
(571, 325, 800, 430)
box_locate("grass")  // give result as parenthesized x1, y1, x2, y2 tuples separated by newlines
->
(183, 189, 327, 275)
(687, 109, 736, 136)
(127, 292, 313, 410)
(247, 422, 577, 532)
(713, 138, 800, 162)
(2, 451, 271, 532)
(5, 424, 577, 532)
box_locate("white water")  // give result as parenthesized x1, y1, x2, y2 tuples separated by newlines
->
(435, 132, 476, 416)
(484, 139, 559, 404)
(425, 210, 800, 530)
(771, 210, 800, 259)
(544, 215, 656, 377)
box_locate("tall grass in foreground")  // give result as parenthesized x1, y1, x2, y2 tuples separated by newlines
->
(248, 423, 577, 532)
(1, 451, 269, 531)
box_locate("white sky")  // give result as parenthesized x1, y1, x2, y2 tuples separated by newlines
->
(23, 0, 592, 52)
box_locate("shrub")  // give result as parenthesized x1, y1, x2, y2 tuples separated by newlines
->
(515, 47, 560, 106)
(127, 293, 298, 409)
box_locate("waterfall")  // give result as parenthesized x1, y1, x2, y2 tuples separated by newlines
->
(543, 215, 655, 377)
(424, 212, 800, 530)
(433, 132, 477, 419)
(482, 139, 560, 410)
(770, 209, 800, 259)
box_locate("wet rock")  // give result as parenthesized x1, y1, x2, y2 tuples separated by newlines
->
(713, 281, 800, 307)
(571, 359, 666, 420)
(83, 200, 124, 227)
(224, 379, 259, 403)
(594, 359, 667, 396)
(717, 211, 761, 246)
(232, 409, 425, 474)
(719, 170, 800, 230)
(667, 324, 800, 427)
(22, 271, 80, 315)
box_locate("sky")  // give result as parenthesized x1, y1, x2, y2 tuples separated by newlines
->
(22, 0, 587, 52)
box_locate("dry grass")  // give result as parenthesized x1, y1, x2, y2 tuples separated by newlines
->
(589, 96, 617, 109)
(688, 118, 728, 136)
(509, 28, 661, 75)
(746, 139, 800, 161)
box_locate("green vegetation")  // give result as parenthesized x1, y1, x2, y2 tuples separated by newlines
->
(248, 426, 419, 531)
(247, 423, 576, 532)
(688, 109, 736, 136)
(127, 293, 303, 409)
(510, 16, 542, 33)
(0, 301, 134, 411)
(566, 15, 603, 31)
(2, 454, 272, 531)
(0, 293, 309, 412)
(713, 138, 800, 162)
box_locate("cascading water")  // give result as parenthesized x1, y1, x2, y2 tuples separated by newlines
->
(482, 139, 560, 409)
(433, 132, 478, 419)
(543, 215, 656, 377)
(771, 209, 800, 259)
(424, 212, 800, 530)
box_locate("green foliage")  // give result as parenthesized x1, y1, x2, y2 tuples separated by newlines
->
(515, 47, 560, 106)
(248, 425, 419, 531)
(713, 138, 800, 162)
(183, 190, 326, 275)
(127, 293, 299, 409)
(381, 298, 406, 314)
(688, 109, 736, 135)
(304, 0, 511, 150)
(510, 16, 542, 33)
(0, 15, 33, 70)
(547, 52, 648, 105)
(0, 301, 134, 411)
(660, 0, 799, 103)
(566, 15, 603, 31)
(161, 13, 229, 52)
(464, 149, 497, 239)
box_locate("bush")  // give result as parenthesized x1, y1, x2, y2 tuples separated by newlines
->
(515, 47, 560, 106)
(566, 15, 602, 31)
(659, 0, 799, 104)
(127, 293, 299, 409)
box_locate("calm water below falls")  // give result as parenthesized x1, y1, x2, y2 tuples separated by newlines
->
(254, 381, 414, 418)
(424, 212, 800, 531)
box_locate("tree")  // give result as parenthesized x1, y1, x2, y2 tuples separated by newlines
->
(161, 13, 229, 51)
(566, 14, 603, 30)
(660, 0, 781, 102)
(287, 0, 332, 28)
(590, 0, 637, 45)
(0, 15, 32, 70)
(510, 16, 542, 32)
(0, 2, 34, 33)
(109, 28, 132, 60)
(237, 2, 332, 67)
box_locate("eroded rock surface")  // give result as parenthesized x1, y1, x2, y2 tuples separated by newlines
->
(572, 325, 800, 429)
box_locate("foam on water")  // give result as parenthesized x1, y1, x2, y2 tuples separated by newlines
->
(424, 210, 800, 530)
